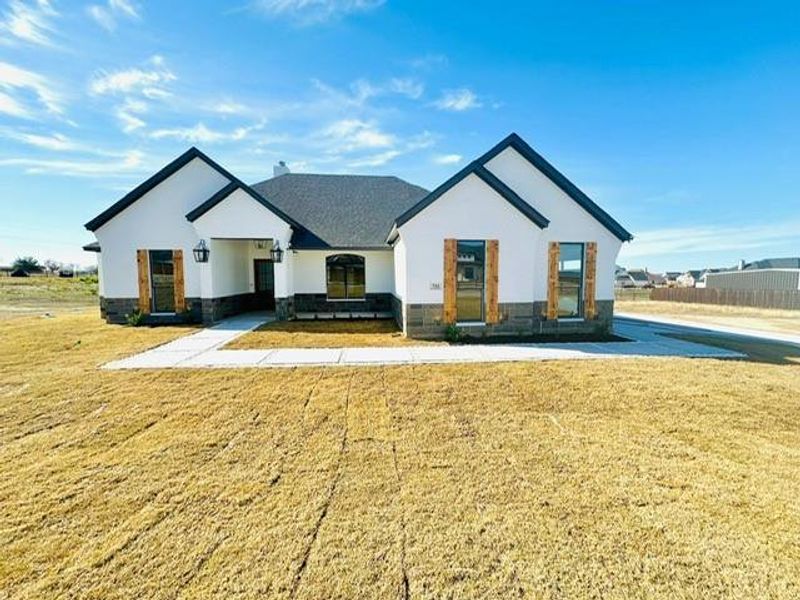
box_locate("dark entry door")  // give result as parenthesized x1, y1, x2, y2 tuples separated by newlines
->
(253, 259, 275, 311)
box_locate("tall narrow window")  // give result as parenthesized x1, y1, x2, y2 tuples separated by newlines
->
(456, 240, 485, 322)
(557, 243, 584, 318)
(149, 250, 176, 313)
(326, 254, 365, 300)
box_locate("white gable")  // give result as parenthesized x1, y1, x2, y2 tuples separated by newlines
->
(93, 157, 229, 298)
(191, 188, 292, 241)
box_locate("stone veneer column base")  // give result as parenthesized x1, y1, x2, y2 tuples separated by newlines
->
(404, 300, 615, 339)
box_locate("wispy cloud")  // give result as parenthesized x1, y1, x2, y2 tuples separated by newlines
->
(433, 88, 481, 111)
(0, 128, 80, 150)
(115, 97, 146, 132)
(89, 55, 175, 96)
(432, 153, 461, 165)
(347, 149, 401, 167)
(249, 0, 384, 25)
(407, 53, 448, 70)
(0, 149, 144, 176)
(211, 99, 247, 115)
(620, 221, 800, 260)
(0, 0, 57, 46)
(149, 121, 265, 144)
(86, 0, 139, 32)
(317, 118, 395, 152)
(0, 61, 63, 116)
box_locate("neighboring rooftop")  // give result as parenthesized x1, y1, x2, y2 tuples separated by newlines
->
(251, 173, 429, 249)
(744, 257, 800, 270)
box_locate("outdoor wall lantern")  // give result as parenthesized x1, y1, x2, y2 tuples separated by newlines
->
(270, 241, 284, 263)
(192, 239, 210, 263)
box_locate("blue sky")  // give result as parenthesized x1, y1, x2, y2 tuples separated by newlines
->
(1, 0, 798, 270)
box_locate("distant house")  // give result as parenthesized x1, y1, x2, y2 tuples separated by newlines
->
(615, 268, 651, 289)
(646, 272, 666, 286)
(10, 268, 29, 278)
(663, 271, 681, 286)
(705, 257, 800, 291)
(677, 270, 703, 287)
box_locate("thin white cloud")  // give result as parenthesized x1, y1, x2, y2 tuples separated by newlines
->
(407, 53, 448, 70)
(149, 121, 265, 144)
(0, 90, 30, 117)
(432, 153, 462, 165)
(86, 0, 139, 32)
(89, 55, 175, 96)
(388, 77, 423, 99)
(250, 0, 384, 25)
(619, 221, 800, 260)
(115, 97, 146, 132)
(211, 99, 247, 115)
(347, 149, 401, 167)
(0, 0, 57, 46)
(0, 128, 80, 150)
(318, 118, 395, 152)
(433, 88, 481, 111)
(0, 150, 144, 176)
(0, 61, 63, 116)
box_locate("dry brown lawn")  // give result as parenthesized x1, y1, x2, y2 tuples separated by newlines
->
(617, 299, 800, 334)
(226, 318, 442, 349)
(2, 312, 800, 598)
(0, 277, 98, 320)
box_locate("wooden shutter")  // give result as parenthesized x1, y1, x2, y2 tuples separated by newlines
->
(546, 242, 559, 320)
(584, 242, 597, 319)
(486, 239, 499, 324)
(173, 249, 186, 313)
(136, 249, 150, 314)
(443, 239, 457, 324)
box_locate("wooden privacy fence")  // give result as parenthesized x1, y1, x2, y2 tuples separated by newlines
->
(650, 287, 800, 310)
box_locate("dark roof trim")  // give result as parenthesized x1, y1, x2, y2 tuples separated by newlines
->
(185, 181, 238, 222)
(393, 132, 633, 242)
(291, 245, 394, 251)
(82, 241, 101, 252)
(185, 180, 301, 227)
(85, 146, 299, 231)
(473, 165, 549, 229)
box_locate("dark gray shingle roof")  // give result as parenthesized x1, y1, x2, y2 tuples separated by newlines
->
(251, 173, 429, 248)
(745, 257, 800, 270)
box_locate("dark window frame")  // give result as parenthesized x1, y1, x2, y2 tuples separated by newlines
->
(557, 242, 585, 319)
(148, 249, 176, 314)
(326, 254, 366, 301)
(456, 239, 486, 323)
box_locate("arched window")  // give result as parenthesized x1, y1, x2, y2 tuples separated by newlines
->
(326, 254, 365, 300)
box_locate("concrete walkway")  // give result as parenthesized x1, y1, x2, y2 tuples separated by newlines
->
(102, 312, 745, 370)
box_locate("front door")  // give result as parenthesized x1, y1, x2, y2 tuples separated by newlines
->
(253, 259, 276, 311)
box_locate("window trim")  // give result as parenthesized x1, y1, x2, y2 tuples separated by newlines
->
(325, 254, 366, 301)
(556, 242, 585, 321)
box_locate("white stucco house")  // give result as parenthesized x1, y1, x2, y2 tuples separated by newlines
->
(84, 133, 632, 338)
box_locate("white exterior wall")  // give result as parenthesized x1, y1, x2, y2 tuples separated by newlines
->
(393, 237, 407, 300)
(292, 249, 394, 295)
(186, 188, 293, 299)
(93, 158, 229, 299)
(484, 147, 622, 300)
(397, 173, 542, 305)
(395, 146, 624, 305)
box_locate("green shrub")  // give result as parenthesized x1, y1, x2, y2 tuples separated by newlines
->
(444, 323, 462, 343)
(126, 309, 146, 327)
